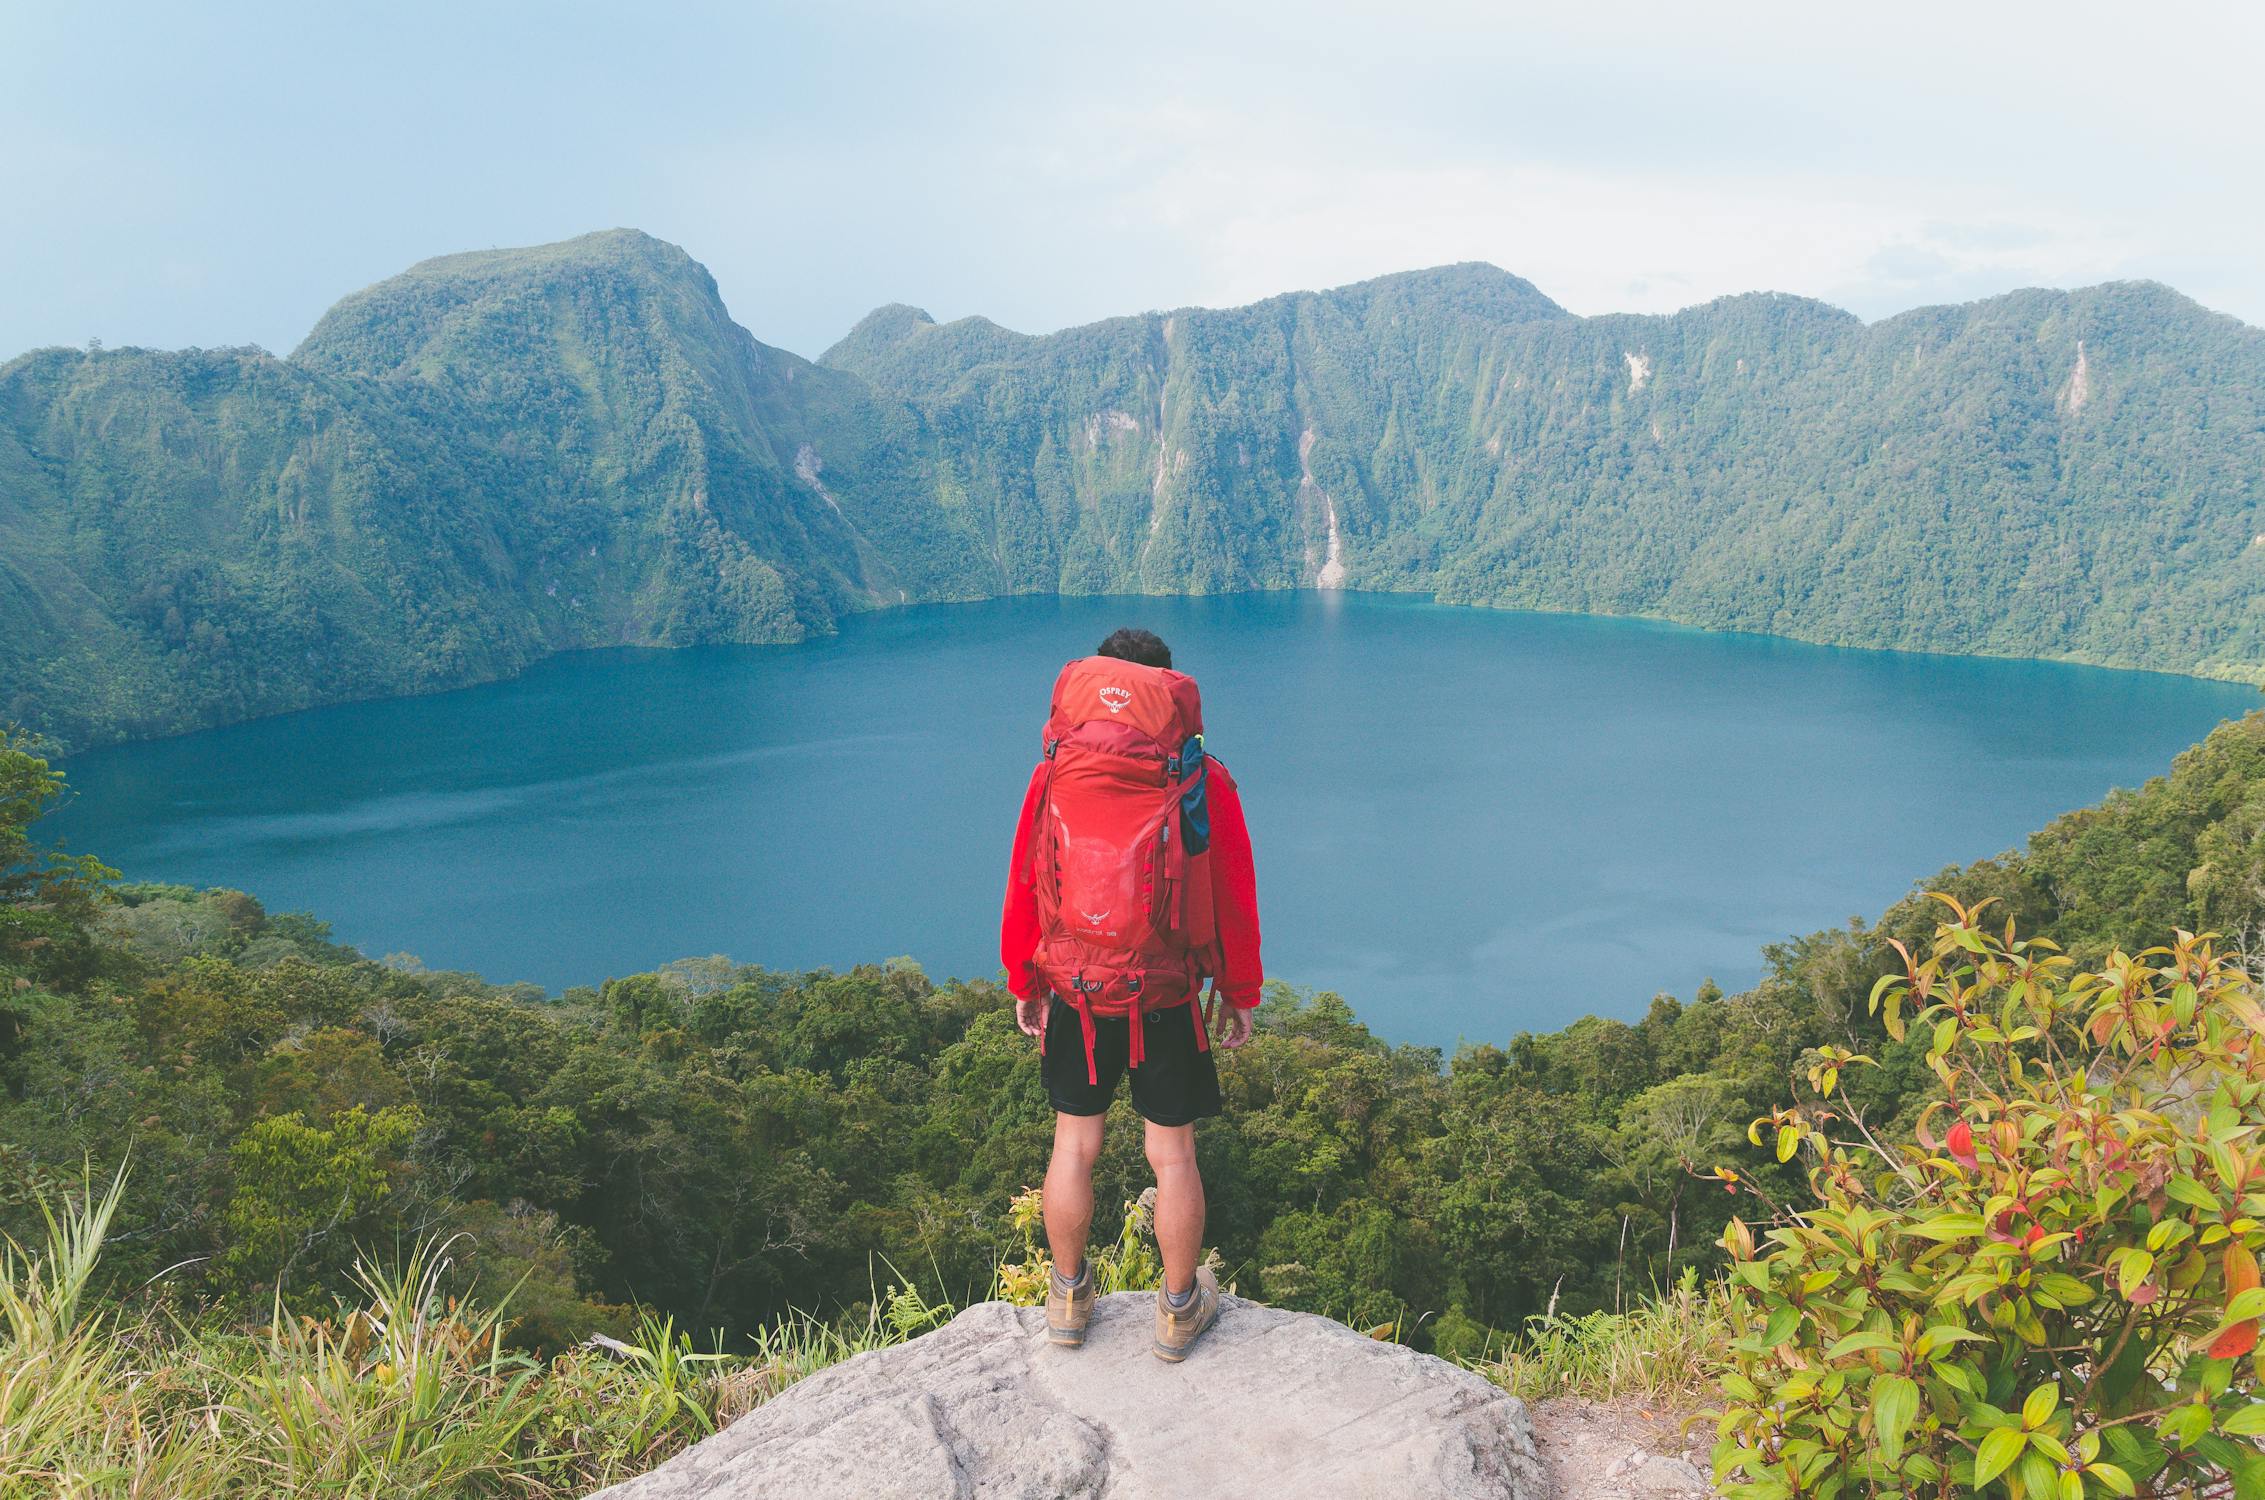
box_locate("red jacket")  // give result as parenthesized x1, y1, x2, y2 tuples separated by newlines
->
(1001, 757, 1263, 1010)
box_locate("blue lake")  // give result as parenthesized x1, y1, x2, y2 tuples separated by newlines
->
(45, 593, 2260, 1052)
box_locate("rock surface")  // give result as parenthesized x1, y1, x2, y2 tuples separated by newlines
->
(1529, 1398, 1720, 1499)
(589, 1293, 1546, 1499)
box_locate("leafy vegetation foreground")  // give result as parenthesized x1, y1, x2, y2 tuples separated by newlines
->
(1718, 909, 2265, 1498)
(14, 709, 2265, 1494)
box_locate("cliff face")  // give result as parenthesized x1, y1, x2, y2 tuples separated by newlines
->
(819, 264, 1575, 600)
(827, 275, 2265, 683)
(586, 1293, 1550, 1500)
(0, 231, 973, 748)
(9, 228, 2265, 750)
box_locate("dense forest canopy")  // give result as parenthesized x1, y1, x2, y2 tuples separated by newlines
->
(13, 710, 2265, 1356)
(5, 230, 2263, 752)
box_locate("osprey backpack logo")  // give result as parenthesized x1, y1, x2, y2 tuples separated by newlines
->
(1097, 685, 1132, 714)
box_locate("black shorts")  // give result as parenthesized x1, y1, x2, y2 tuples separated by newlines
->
(1042, 997, 1222, 1126)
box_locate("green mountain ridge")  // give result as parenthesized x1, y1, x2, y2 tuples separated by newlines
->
(6, 229, 2263, 750)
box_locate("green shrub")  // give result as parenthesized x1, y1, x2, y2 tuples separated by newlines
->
(1426, 1306, 1497, 1364)
(991, 1185, 1166, 1305)
(1713, 898, 2265, 1498)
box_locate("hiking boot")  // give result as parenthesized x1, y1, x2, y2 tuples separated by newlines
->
(1152, 1265, 1220, 1361)
(1046, 1263, 1095, 1347)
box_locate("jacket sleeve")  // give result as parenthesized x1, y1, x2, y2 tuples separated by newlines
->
(1205, 761, 1263, 1009)
(1000, 762, 1047, 1001)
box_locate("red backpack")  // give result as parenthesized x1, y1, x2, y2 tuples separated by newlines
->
(1029, 656, 1219, 1080)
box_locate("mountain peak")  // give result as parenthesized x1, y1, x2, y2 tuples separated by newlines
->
(857, 302, 938, 333)
(292, 229, 730, 376)
(820, 264, 1567, 388)
(374, 228, 708, 293)
(819, 303, 1033, 384)
(823, 301, 939, 362)
(1319, 260, 1561, 304)
(1279, 261, 1567, 329)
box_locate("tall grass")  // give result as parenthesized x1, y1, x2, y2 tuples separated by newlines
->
(5, 1168, 1733, 1494)
(222, 1240, 560, 1494)
(0, 1171, 939, 1499)
(0, 1176, 1187, 1496)
(1469, 1268, 1733, 1408)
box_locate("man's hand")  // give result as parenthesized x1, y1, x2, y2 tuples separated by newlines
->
(1211, 1002, 1254, 1050)
(1015, 996, 1047, 1038)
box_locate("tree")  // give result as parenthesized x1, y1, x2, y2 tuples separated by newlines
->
(220, 1104, 423, 1294)
(0, 730, 115, 989)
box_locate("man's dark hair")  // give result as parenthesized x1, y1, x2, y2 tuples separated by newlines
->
(1096, 627, 1172, 670)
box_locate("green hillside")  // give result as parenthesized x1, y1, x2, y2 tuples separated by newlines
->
(827, 271, 2265, 668)
(6, 231, 2264, 749)
(0, 232, 983, 748)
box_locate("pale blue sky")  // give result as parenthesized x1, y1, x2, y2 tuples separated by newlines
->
(5, 0, 2260, 360)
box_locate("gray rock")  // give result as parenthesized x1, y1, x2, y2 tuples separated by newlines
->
(1617, 1455, 1714, 1498)
(589, 1293, 1546, 1499)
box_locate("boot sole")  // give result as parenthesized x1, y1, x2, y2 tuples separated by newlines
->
(1046, 1326, 1088, 1347)
(1151, 1310, 1218, 1361)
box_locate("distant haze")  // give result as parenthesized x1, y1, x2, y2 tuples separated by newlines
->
(4, 0, 2262, 359)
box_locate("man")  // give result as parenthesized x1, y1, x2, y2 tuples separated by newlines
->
(1000, 626, 1262, 1360)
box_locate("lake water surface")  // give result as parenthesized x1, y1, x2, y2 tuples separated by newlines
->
(47, 593, 2259, 1051)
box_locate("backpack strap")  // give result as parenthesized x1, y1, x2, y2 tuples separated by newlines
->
(1065, 975, 1101, 1086)
(1125, 975, 1149, 1073)
(1031, 750, 1061, 912)
(1132, 980, 1213, 1071)
(1058, 968, 1205, 1081)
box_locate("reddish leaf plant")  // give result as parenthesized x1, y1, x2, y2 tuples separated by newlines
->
(1712, 897, 2265, 1499)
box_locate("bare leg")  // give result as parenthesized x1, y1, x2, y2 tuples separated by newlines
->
(1145, 1120, 1203, 1296)
(1045, 1112, 1104, 1277)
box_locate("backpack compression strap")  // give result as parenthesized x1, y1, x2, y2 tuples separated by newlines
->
(1059, 979, 1210, 1084)
(1062, 977, 1104, 1086)
(1060, 976, 1156, 1083)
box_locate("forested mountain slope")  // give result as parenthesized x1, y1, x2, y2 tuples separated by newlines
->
(0, 232, 982, 748)
(6, 230, 2263, 749)
(828, 272, 2265, 671)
